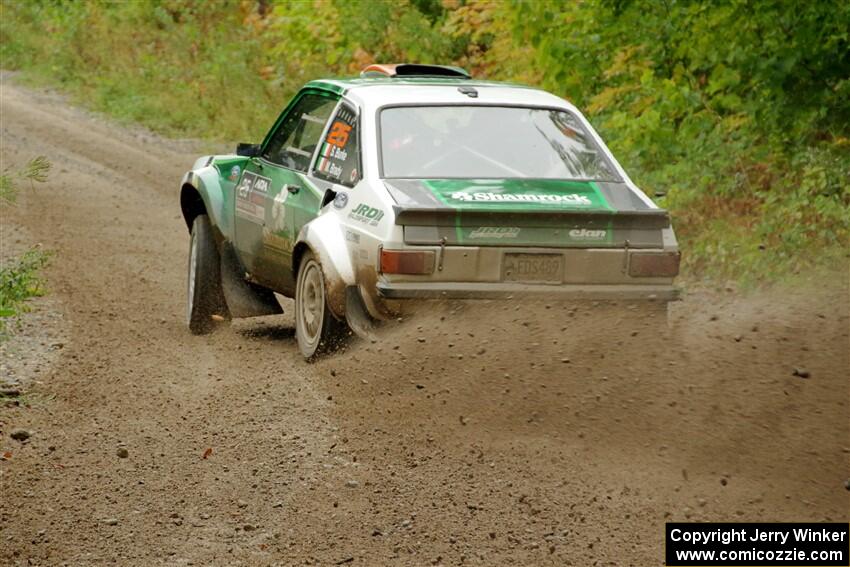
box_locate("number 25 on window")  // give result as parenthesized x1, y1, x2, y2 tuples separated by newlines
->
(327, 121, 352, 148)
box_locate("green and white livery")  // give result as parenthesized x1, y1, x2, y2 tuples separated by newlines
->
(179, 64, 680, 359)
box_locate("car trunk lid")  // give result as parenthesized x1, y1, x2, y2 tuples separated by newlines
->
(385, 178, 669, 248)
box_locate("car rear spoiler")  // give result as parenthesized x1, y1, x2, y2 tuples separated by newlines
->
(392, 206, 671, 230)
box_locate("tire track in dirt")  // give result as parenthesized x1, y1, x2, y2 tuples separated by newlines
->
(1, 77, 848, 566)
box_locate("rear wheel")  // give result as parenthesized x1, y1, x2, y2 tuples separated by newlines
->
(186, 214, 230, 334)
(295, 250, 346, 359)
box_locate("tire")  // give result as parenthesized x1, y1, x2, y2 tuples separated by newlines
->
(186, 214, 230, 334)
(295, 250, 347, 359)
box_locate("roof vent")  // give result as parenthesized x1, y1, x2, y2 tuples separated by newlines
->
(360, 63, 470, 79)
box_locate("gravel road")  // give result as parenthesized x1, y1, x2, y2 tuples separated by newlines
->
(1, 77, 848, 566)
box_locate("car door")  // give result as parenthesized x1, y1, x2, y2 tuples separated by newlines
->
(233, 91, 338, 290)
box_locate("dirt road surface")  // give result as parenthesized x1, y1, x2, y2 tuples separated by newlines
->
(1, 77, 848, 566)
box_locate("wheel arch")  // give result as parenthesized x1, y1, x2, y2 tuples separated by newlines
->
(294, 216, 356, 319)
(179, 169, 232, 242)
(292, 241, 311, 280)
(180, 183, 206, 231)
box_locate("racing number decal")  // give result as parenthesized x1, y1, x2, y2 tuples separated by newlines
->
(326, 121, 352, 148)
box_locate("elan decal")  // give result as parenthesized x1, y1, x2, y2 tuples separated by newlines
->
(568, 228, 607, 240)
(348, 203, 384, 226)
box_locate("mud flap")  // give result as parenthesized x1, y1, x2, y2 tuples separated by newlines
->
(219, 244, 283, 318)
(345, 286, 377, 340)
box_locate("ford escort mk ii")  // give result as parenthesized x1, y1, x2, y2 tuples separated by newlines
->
(180, 64, 680, 358)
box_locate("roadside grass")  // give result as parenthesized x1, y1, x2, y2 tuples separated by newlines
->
(0, 157, 52, 336)
(0, 247, 52, 334)
(0, 2, 280, 143)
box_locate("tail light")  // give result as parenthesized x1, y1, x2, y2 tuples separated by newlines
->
(629, 251, 680, 277)
(380, 249, 435, 275)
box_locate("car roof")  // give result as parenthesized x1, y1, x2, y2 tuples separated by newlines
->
(305, 77, 572, 111)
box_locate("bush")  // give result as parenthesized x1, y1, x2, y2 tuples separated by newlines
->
(0, 157, 52, 334)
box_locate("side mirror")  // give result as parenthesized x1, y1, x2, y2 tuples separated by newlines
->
(236, 143, 260, 157)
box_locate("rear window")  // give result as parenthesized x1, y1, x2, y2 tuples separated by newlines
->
(380, 105, 620, 181)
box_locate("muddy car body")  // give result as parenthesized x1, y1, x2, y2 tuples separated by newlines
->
(180, 64, 680, 358)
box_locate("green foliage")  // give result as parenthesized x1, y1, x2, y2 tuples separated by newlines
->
(1, 156, 51, 205)
(512, 0, 850, 285)
(0, 156, 50, 338)
(0, 157, 53, 334)
(1, 0, 282, 141)
(1, 0, 848, 285)
(0, 247, 52, 332)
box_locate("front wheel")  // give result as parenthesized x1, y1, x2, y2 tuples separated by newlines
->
(295, 250, 347, 359)
(186, 214, 230, 334)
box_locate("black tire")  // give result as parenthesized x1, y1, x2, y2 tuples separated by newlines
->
(295, 250, 347, 359)
(186, 214, 230, 334)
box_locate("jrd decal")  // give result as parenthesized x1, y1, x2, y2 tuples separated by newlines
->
(348, 203, 384, 226)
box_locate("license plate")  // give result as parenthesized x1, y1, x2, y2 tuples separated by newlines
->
(502, 253, 563, 283)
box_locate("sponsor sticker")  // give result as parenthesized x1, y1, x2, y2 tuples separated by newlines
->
(450, 191, 592, 206)
(270, 191, 288, 232)
(348, 203, 384, 227)
(235, 171, 271, 223)
(469, 227, 521, 239)
(228, 165, 241, 182)
(568, 228, 607, 241)
(422, 179, 612, 211)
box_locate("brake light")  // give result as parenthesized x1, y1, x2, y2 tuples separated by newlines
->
(380, 249, 435, 275)
(629, 251, 680, 277)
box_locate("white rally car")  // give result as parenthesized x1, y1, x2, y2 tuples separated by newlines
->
(180, 64, 680, 359)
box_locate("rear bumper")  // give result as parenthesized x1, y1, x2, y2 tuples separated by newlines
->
(376, 281, 680, 301)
